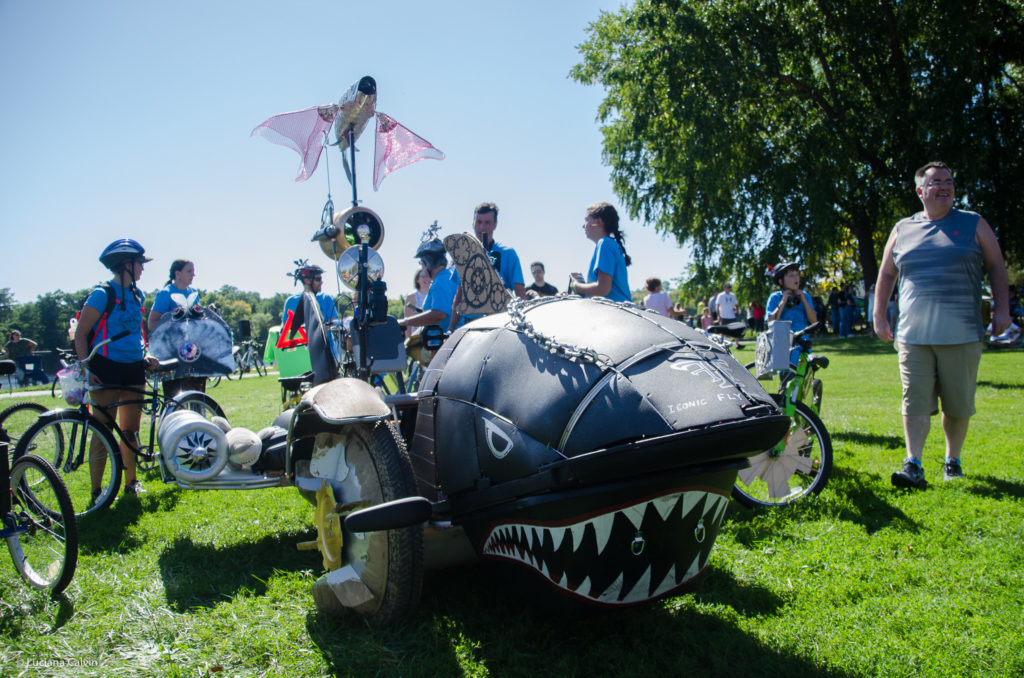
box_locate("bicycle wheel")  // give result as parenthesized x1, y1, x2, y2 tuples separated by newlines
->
(310, 421, 423, 626)
(732, 398, 832, 508)
(161, 390, 225, 420)
(16, 411, 123, 517)
(254, 354, 267, 377)
(51, 376, 61, 400)
(6, 454, 78, 594)
(0, 402, 50, 463)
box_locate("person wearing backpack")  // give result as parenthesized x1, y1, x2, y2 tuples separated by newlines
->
(74, 239, 159, 499)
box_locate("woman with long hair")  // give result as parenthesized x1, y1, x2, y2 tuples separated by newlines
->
(569, 202, 632, 303)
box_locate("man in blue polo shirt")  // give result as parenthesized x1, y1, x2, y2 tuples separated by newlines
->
(468, 202, 527, 300)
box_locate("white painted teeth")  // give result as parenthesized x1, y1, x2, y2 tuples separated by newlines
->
(481, 490, 724, 605)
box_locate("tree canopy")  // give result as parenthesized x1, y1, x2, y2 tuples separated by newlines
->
(573, 0, 1024, 296)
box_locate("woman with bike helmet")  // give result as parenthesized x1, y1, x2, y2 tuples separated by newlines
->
(73, 238, 160, 497)
(398, 238, 460, 331)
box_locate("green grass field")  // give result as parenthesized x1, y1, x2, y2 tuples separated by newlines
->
(2, 338, 1022, 677)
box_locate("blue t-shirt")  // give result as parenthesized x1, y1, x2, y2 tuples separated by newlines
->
(281, 292, 339, 356)
(451, 240, 525, 294)
(151, 284, 199, 315)
(281, 293, 338, 326)
(488, 241, 524, 291)
(765, 289, 814, 332)
(587, 237, 631, 303)
(85, 281, 146, 362)
(766, 289, 814, 366)
(424, 267, 460, 329)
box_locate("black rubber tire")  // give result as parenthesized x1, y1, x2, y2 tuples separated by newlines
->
(313, 421, 423, 626)
(254, 355, 267, 377)
(51, 377, 61, 400)
(6, 453, 78, 594)
(0, 402, 50, 463)
(15, 411, 123, 518)
(732, 397, 832, 508)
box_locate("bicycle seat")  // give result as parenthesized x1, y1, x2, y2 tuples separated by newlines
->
(809, 355, 830, 370)
(157, 358, 180, 372)
(0, 360, 15, 377)
(280, 371, 313, 391)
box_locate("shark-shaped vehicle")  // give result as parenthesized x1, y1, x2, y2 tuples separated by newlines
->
(210, 78, 791, 624)
(270, 217, 788, 624)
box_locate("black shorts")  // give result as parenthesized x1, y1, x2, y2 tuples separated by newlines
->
(89, 354, 146, 388)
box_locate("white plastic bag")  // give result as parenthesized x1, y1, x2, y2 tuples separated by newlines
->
(57, 363, 89, 406)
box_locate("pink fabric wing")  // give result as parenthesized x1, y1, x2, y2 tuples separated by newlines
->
(251, 105, 338, 182)
(373, 113, 445, 190)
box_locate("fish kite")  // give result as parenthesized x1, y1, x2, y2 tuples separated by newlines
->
(251, 76, 444, 190)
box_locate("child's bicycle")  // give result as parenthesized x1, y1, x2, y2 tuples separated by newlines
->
(13, 340, 225, 517)
(733, 321, 832, 507)
(1, 434, 78, 595)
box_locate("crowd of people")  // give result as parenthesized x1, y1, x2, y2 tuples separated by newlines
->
(21, 163, 1019, 500)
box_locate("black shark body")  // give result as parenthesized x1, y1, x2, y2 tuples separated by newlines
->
(409, 297, 788, 607)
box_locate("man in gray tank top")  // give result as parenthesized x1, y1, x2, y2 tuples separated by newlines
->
(873, 161, 1010, 487)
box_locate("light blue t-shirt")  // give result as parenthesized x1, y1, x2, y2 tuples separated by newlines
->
(451, 241, 525, 294)
(765, 289, 814, 366)
(424, 267, 460, 329)
(281, 293, 338, 326)
(587, 236, 631, 303)
(151, 284, 199, 315)
(85, 281, 146, 362)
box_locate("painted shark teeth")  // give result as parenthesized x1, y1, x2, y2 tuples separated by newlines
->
(481, 490, 728, 605)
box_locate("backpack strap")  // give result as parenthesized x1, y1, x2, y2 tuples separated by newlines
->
(91, 282, 143, 356)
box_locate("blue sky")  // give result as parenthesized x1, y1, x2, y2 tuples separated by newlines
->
(1, 0, 690, 304)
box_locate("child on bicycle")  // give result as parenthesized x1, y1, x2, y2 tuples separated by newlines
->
(766, 261, 818, 366)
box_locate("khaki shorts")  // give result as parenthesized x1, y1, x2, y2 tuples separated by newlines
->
(896, 341, 983, 417)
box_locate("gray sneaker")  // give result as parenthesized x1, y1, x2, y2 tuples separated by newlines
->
(943, 460, 965, 481)
(891, 459, 926, 489)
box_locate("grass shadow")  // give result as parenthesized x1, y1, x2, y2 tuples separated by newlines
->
(832, 430, 904, 449)
(76, 474, 185, 554)
(305, 562, 852, 678)
(157, 530, 320, 612)
(964, 474, 1024, 500)
(726, 467, 920, 537)
(305, 562, 847, 678)
(976, 380, 1024, 391)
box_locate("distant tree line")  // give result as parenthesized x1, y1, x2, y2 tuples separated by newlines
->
(0, 285, 314, 370)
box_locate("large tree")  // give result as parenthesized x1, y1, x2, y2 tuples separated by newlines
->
(573, 0, 1024, 293)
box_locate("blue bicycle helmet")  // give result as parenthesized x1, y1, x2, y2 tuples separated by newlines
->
(99, 238, 152, 270)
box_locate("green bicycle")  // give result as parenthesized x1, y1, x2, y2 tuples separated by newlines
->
(734, 321, 832, 507)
